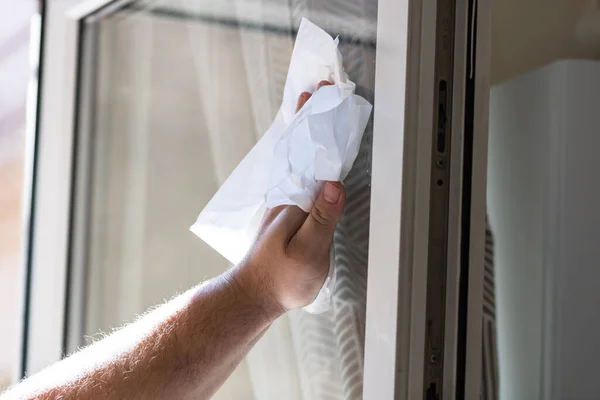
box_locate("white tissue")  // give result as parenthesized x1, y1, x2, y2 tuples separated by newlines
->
(190, 18, 373, 313)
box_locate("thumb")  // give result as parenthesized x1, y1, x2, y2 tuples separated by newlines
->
(294, 181, 346, 253)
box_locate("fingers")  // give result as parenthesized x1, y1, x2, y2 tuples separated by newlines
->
(317, 80, 332, 90)
(260, 181, 345, 248)
(296, 92, 312, 112)
(274, 206, 309, 242)
(258, 206, 286, 234)
(295, 81, 333, 112)
(259, 205, 307, 242)
(292, 181, 346, 255)
(275, 82, 337, 245)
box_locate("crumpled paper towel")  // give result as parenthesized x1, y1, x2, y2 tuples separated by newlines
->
(190, 18, 373, 313)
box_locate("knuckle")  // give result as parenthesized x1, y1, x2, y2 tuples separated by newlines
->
(311, 206, 332, 228)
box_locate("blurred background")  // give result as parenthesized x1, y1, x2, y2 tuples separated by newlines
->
(0, 0, 38, 390)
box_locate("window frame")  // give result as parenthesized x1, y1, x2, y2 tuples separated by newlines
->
(19, 0, 137, 376)
(20, 0, 491, 399)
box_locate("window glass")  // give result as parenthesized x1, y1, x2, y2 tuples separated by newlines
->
(79, 1, 377, 398)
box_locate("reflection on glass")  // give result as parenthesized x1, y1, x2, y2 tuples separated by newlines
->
(487, 2, 600, 399)
(81, 1, 377, 399)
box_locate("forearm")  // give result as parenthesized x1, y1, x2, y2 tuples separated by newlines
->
(3, 265, 277, 400)
(3, 169, 345, 399)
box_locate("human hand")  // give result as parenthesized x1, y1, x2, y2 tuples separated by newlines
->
(232, 81, 346, 320)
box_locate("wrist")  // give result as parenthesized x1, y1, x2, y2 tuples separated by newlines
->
(225, 261, 286, 324)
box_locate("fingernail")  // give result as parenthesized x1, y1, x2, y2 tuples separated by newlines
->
(323, 182, 341, 204)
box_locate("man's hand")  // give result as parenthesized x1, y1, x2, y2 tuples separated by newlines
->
(0, 81, 345, 400)
(236, 180, 345, 316)
(233, 80, 346, 319)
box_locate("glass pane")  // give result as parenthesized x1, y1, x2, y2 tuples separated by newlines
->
(79, 1, 377, 398)
(485, 3, 600, 399)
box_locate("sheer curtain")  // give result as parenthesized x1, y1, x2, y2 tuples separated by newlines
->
(179, 1, 377, 398)
(83, 1, 377, 398)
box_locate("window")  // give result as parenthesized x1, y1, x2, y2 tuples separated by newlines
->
(21, 0, 491, 398)
(77, 4, 377, 398)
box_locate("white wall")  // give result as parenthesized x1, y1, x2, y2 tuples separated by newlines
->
(0, 0, 36, 389)
(487, 60, 551, 400)
(488, 60, 600, 400)
(548, 60, 600, 400)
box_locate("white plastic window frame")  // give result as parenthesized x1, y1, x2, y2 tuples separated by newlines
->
(18, 0, 491, 399)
